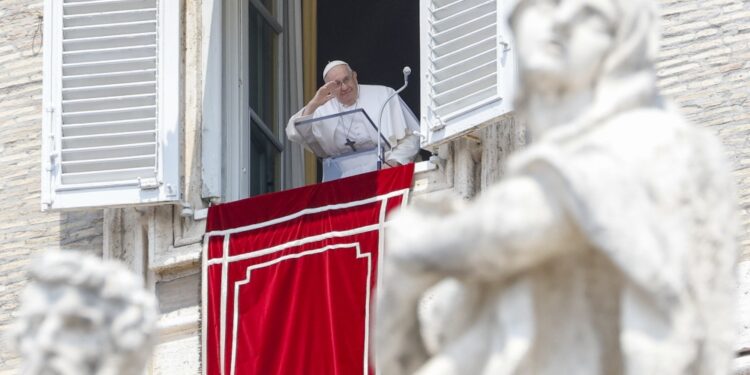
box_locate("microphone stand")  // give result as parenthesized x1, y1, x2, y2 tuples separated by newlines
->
(377, 66, 411, 170)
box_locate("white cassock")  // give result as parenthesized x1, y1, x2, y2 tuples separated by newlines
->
(286, 84, 420, 181)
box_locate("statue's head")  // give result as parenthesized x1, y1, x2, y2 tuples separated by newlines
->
(509, 0, 661, 123)
(9, 251, 158, 375)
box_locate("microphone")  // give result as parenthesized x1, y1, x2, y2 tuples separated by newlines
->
(377, 66, 411, 170)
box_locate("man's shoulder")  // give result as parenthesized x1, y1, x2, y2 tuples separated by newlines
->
(360, 84, 395, 97)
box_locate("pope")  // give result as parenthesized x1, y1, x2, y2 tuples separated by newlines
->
(286, 60, 420, 180)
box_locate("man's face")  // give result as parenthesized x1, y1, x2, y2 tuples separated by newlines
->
(325, 65, 359, 106)
(513, 0, 614, 92)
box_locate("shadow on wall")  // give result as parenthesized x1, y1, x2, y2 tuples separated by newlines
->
(58, 211, 104, 256)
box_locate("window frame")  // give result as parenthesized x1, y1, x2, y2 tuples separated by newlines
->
(245, 0, 285, 197)
(207, 0, 304, 203)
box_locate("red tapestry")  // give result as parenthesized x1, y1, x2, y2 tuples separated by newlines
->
(202, 164, 414, 375)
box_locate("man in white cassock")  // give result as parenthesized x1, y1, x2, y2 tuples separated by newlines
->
(286, 60, 420, 181)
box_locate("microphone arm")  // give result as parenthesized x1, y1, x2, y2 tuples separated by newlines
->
(376, 66, 411, 170)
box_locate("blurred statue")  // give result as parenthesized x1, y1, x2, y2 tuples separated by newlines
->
(376, 0, 739, 374)
(9, 251, 158, 375)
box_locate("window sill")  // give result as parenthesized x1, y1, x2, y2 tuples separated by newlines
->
(152, 242, 202, 272)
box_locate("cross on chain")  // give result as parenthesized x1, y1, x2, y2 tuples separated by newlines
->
(345, 138, 357, 152)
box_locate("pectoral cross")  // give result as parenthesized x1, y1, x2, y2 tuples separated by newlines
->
(345, 138, 357, 152)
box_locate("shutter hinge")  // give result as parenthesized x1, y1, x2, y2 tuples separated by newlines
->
(46, 152, 59, 172)
(166, 183, 178, 198)
(430, 115, 446, 131)
(138, 177, 161, 190)
(499, 38, 511, 52)
(45, 106, 57, 172)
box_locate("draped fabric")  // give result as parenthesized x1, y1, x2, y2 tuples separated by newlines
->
(203, 164, 414, 375)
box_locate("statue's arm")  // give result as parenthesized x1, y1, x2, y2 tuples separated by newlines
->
(376, 173, 583, 373)
(387, 173, 584, 282)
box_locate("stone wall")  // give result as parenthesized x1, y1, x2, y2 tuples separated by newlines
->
(655, 1, 750, 361)
(0, 1, 103, 372)
(656, 0, 750, 257)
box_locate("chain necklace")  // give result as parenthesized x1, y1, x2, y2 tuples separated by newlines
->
(336, 88, 360, 152)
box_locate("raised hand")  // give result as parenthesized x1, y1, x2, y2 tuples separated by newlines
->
(302, 81, 341, 115)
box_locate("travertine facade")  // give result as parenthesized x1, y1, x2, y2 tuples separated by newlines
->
(0, 0, 748, 373)
(0, 1, 103, 372)
(652, 1, 750, 365)
(656, 0, 750, 258)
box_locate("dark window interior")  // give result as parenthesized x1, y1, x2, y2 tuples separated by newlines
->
(317, 0, 421, 117)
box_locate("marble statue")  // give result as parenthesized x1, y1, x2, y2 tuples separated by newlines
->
(9, 250, 158, 375)
(375, 0, 739, 374)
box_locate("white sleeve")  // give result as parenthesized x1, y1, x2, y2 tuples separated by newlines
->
(285, 108, 313, 144)
(383, 96, 421, 165)
(385, 133, 420, 165)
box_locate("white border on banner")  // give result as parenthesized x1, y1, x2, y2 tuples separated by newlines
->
(229, 243, 371, 375)
(203, 188, 410, 239)
(201, 188, 410, 375)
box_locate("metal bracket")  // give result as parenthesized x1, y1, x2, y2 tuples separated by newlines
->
(138, 177, 161, 190)
(429, 115, 446, 131)
(499, 38, 511, 52)
(177, 201, 208, 221)
(46, 152, 58, 172)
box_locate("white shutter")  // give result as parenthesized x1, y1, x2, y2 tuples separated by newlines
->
(420, 0, 516, 148)
(42, 0, 180, 210)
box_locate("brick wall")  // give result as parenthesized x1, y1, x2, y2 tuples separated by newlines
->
(656, 0, 750, 258)
(0, 1, 103, 372)
(655, 0, 750, 363)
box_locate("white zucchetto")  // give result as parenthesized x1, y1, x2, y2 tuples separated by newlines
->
(322, 60, 349, 80)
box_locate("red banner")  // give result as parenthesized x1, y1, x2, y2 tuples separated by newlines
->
(202, 165, 414, 375)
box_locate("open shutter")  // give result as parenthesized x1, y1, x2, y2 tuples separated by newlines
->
(41, 0, 180, 210)
(420, 0, 515, 148)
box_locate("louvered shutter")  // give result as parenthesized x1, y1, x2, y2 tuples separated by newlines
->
(420, 0, 516, 148)
(41, 0, 180, 210)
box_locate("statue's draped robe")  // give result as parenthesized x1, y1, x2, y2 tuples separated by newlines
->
(424, 109, 738, 375)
